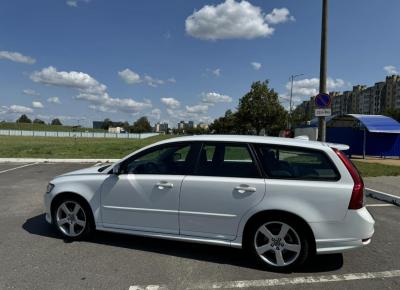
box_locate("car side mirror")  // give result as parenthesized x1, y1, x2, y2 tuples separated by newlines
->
(112, 164, 122, 175)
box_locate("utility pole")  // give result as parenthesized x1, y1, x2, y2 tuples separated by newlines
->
(318, 0, 328, 141)
(288, 73, 304, 129)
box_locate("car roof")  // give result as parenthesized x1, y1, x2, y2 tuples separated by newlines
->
(152, 134, 330, 150)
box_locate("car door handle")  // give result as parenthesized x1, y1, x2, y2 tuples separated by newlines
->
(234, 185, 257, 193)
(156, 181, 174, 189)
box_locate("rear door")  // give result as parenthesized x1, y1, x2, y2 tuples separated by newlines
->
(179, 142, 266, 240)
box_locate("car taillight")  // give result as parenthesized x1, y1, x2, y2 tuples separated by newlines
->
(333, 148, 364, 209)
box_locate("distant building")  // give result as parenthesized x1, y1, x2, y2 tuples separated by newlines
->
(93, 121, 103, 129)
(294, 74, 400, 121)
(154, 122, 168, 133)
(178, 121, 186, 130)
(188, 121, 194, 129)
(197, 122, 209, 130)
(108, 127, 125, 134)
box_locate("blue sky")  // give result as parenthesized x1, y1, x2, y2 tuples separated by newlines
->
(1, 0, 399, 127)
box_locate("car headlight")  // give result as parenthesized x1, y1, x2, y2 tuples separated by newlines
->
(46, 183, 55, 194)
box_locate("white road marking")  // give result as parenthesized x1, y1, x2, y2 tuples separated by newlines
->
(366, 204, 395, 207)
(129, 270, 400, 290)
(366, 187, 397, 196)
(0, 162, 38, 174)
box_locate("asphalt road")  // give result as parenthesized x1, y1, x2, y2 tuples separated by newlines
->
(0, 163, 399, 290)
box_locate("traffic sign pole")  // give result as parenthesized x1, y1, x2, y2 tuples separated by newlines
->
(318, 0, 328, 142)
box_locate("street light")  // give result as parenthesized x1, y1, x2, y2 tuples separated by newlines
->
(288, 73, 304, 129)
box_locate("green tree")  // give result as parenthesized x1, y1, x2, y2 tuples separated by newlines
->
(101, 118, 113, 130)
(16, 114, 32, 123)
(51, 118, 62, 126)
(131, 116, 152, 133)
(237, 80, 287, 135)
(33, 118, 45, 124)
(384, 108, 400, 122)
(209, 110, 239, 134)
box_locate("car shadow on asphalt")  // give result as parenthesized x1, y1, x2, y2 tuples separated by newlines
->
(23, 214, 343, 273)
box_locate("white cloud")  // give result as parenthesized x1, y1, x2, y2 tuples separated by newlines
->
(47, 96, 61, 104)
(202, 92, 232, 104)
(287, 77, 349, 96)
(118, 68, 141, 84)
(88, 104, 116, 113)
(161, 97, 180, 109)
(185, 104, 209, 114)
(23, 89, 40, 96)
(265, 8, 295, 24)
(0, 50, 36, 64)
(251, 62, 262, 70)
(66, 0, 77, 7)
(31, 66, 152, 114)
(185, 0, 274, 40)
(384, 65, 398, 75)
(1, 105, 33, 114)
(66, 0, 89, 7)
(118, 68, 173, 87)
(32, 101, 44, 109)
(212, 68, 221, 77)
(144, 75, 164, 87)
(150, 108, 162, 120)
(31, 66, 107, 94)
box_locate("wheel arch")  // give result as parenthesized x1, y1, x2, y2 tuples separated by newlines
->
(50, 192, 95, 226)
(242, 209, 316, 254)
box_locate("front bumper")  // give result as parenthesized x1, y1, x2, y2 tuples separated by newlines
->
(43, 192, 52, 224)
(311, 207, 375, 254)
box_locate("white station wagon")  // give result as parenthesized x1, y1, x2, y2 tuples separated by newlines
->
(44, 135, 374, 270)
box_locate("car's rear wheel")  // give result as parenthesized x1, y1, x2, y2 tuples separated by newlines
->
(247, 217, 310, 271)
(52, 198, 93, 240)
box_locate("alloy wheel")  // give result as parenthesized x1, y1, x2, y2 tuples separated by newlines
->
(56, 201, 87, 237)
(254, 221, 301, 267)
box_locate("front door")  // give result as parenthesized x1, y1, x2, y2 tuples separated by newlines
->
(101, 142, 195, 234)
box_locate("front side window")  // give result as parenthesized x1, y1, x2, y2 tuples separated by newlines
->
(122, 143, 193, 175)
(195, 142, 260, 178)
(256, 145, 339, 181)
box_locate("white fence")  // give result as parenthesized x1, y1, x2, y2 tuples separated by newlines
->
(0, 129, 159, 139)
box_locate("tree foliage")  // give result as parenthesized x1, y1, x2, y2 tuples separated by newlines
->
(16, 114, 32, 123)
(237, 80, 287, 135)
(51, 118, 62, 126)
(33, 118, 45, 124)
(384, 108, 400, 122)
(131, 116, 152, 133)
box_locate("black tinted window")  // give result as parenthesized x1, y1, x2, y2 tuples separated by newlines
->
(195, 143, 260, 178)
(122, 143, 192, 175)
(256, 145, 339, 181)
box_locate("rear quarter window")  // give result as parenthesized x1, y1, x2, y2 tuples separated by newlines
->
(255, 144, 340, 181)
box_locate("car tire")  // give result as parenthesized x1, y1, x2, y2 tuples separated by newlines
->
(52, 197, 94, 240)
(245, 216, 310, 271)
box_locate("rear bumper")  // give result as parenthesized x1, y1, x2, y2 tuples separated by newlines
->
(310, 207, 375, 254)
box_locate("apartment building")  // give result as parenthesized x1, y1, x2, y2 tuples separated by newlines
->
(295, 75, 400, 120)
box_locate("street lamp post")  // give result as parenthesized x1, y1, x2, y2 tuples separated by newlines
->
(318, 0, 329, 141)
(288, 73, 304, 129)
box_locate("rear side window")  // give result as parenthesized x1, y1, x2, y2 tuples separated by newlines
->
(195, 142, 260, 178)
(255, 145, 340, 181)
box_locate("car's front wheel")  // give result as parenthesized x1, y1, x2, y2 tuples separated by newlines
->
(247, 217, 310, 271)
(52, 197, 93, 240)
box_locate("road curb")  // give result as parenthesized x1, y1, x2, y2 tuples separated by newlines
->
(366, 187, 400, 206)
(0, 158, 119, 163)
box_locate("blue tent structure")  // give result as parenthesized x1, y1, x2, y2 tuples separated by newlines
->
(322, 114, 400, 157)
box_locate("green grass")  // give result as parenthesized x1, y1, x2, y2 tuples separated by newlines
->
(0, 135, 172, 158)
(353, 160, 400, 177)
(0, 122, 105, 132)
